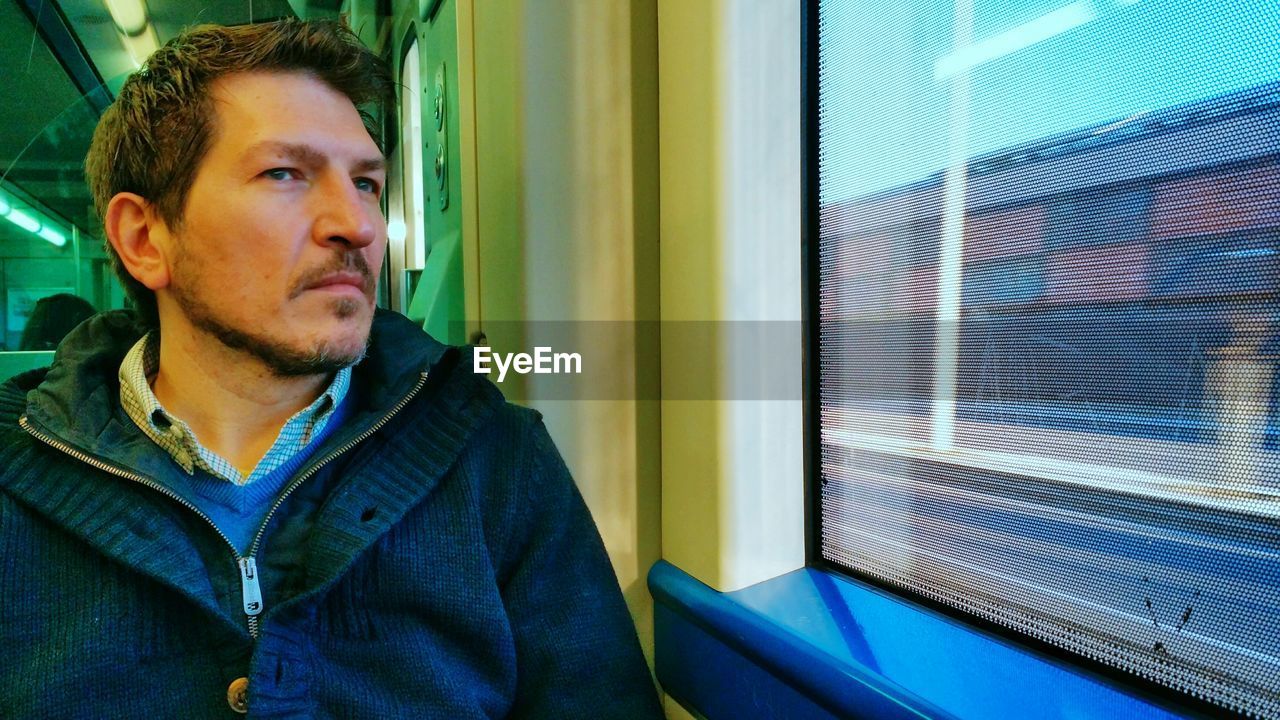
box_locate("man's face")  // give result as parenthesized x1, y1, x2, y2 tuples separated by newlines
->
(162, 70, 387, 376)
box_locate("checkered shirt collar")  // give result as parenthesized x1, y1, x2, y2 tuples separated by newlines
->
(118, 332, 351, 485)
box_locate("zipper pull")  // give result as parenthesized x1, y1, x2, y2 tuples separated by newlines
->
(239, 557, 264, 617)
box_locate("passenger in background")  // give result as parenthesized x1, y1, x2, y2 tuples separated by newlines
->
(0, 19, 660, 719)
(17, 292, 96, 351)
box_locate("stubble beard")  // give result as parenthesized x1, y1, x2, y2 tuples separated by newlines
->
(170, 256, 374, 378)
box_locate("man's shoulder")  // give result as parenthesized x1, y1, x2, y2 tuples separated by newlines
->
(473, 399, 545, 448)
(450, 395, 563, 507)
(1, 367, 47, 396)
(0, 366, 44, 430)
(0, 369, 50, 486)
(427, 369, 545, 465)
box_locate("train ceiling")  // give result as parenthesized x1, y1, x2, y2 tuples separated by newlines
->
(0, 0, 340, 248)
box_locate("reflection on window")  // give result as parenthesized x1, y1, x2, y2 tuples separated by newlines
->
(1, 0, 124, 352)
(816, 0, 1279, 715)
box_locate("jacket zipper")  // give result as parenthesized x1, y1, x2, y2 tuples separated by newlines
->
(18, 369, 429, 640)
(240, 370, 429, 637)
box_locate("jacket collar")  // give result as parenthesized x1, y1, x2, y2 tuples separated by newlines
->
(21, 308, 451, 459)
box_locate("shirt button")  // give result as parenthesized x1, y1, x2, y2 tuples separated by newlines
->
(227, 677, 249, 714)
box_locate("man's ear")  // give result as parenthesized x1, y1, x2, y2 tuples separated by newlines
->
(104, 192, 173, 291)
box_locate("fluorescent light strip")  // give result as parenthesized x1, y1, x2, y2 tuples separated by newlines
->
(38, 226, 68, 246)
(6, 209, 40, 234)
(0, 190, 71, 247)
(935, 0, 1097, 80)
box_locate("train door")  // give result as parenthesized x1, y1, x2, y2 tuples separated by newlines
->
(386, 0, 468, 346)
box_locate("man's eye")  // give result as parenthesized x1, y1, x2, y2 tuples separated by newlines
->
(263, 168, 297, 181)
(354, 177, 382, 195)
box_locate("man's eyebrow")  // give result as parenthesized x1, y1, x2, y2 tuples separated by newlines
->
(351, 156, 387, 175)
(243, 141, 385, 174)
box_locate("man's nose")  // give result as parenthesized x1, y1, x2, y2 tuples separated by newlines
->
(312, 175, 382, 249)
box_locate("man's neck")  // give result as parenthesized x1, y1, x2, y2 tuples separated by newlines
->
(150, 324, 331, 476)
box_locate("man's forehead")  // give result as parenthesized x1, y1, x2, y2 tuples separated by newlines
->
(204, 72, 383, 162)
(209, 68, 336, 101)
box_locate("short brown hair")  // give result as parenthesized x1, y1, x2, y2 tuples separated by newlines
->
(84, 19, 394, 328)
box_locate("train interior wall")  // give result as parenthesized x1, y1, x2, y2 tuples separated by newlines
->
(9, 0, 1270, 718)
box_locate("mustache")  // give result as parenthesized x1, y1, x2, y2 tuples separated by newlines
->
(289, 253, 375, 299)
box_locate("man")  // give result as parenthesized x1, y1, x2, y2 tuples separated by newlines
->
(0, 19, 661, 718)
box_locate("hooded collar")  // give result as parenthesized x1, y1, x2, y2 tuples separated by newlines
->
(21, 308, 452, 464)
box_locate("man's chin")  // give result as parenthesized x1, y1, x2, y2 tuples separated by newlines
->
(262, 332, 369, 377)
(327, 294, 371, 321)
(187, 311, 372, 377)
(299, 316, 375, 373)
(316, 332, 372, 367)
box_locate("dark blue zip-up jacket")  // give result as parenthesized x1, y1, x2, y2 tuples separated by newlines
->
(0, 310, 662, 719)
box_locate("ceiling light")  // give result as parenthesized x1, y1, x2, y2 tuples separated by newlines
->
(103, 0, 159, 68)
(121, 26, 160, 67)
(6, 209, 40, 234)
(38, 227, 68, 247)
(0, 188, 72, 248)
(104, 0, 149, 37)
(387, 219, 408, 243)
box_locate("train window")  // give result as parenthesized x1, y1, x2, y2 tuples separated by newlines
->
(1, 1, 123, 354)
(387, 35, 428, 313)
(814, 0, 1279, 716)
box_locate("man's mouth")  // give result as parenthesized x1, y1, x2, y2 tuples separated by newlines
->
(307, 270, 368, 286)
(290, 255, 376, 302)
(307, 272, 369, 294)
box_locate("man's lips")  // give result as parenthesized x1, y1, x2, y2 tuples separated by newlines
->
(306, 272, 370, 294)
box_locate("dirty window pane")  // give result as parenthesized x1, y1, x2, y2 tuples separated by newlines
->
(816, 0, 1280, 715)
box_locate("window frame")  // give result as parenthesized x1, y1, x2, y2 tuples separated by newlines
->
(798, 1, 1265, 717)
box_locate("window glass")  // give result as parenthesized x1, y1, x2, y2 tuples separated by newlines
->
(1, 1, 119, 353)
(816, 0, 1280, 715)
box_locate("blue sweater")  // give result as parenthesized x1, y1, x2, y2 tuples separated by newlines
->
(170, 389, 354, 556)
(0, 310, 662, 719)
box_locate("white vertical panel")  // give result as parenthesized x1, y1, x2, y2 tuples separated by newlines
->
(659, 0, 804, 592)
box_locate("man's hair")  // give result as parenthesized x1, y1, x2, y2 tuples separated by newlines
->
(84, 19, 394, 329)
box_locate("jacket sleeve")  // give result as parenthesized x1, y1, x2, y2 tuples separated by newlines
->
(497, 414, 664, 720)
